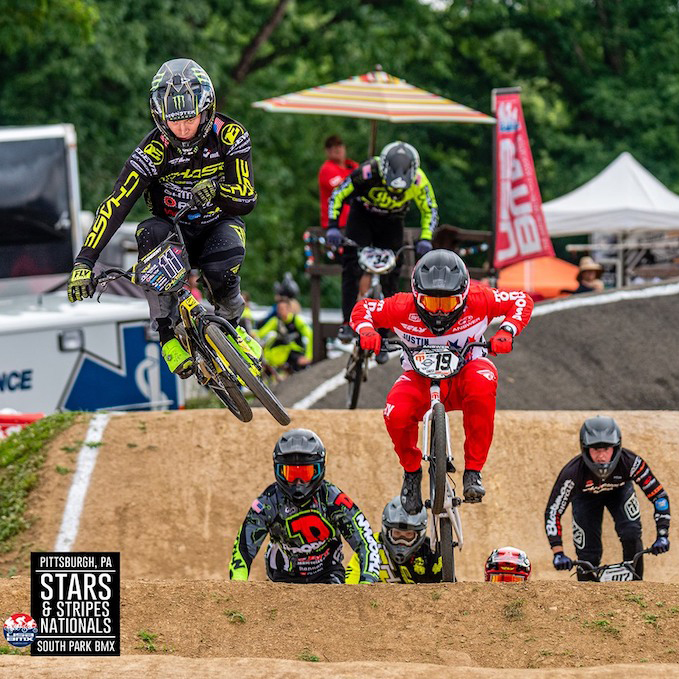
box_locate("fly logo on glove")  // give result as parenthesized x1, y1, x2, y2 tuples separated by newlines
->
(358, 327, 382, 354)
(67, 264, 94, 303)
(489, 327, 514, 356)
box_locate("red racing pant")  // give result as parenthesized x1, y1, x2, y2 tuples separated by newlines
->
(383, 358, 498, 473)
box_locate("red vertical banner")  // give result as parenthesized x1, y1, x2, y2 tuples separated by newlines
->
(494, 92, 554, 269)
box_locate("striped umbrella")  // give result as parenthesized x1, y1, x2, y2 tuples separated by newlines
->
(252, 69, 495, 154)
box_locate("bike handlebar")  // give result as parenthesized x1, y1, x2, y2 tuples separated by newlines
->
(382, 337, 490, 359)
(572, 547, 654, 574)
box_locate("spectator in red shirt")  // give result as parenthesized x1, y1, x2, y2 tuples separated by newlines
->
(318, 135, 358, 227)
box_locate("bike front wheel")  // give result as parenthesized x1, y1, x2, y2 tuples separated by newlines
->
(345, 347, 365, 409)
(429, 401, 448, 515)
(209, 373, 253, 422)
(439, 517, 455, 582)
(204, 324, 291, 426)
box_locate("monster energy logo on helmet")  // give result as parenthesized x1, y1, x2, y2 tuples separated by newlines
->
(149, 57, 216, 156)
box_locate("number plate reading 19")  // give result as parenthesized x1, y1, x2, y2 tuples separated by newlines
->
(412, 349, 459, 379)
(598, 565, 634, 582)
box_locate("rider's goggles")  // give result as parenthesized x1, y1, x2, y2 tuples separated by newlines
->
(277, 464, 320, 483)
(415, 292, 465, 314)
(387, 528, 419, 547)
(487, 572, 528, 583)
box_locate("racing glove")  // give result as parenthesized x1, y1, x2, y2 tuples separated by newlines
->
(489, 328, 514, 356)
(67, 263, 94, 303)
(415, 239, 433, 258)
(552, 551, 573, 571)
(651, 532, 670, 555)
(325, 227, 343, 247)
(358, 327, 382, 354)
(192, 178, 218, 210)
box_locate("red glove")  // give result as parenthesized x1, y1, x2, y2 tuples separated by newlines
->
(358, 327, 382, 354)
(489, 329, 514, 355)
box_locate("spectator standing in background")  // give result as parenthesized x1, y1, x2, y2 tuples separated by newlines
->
(573, 256, 604, 294)
(318, 135, 358, 228)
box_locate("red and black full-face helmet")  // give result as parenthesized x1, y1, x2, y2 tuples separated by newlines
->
(149, 58, 216, 156)
(273, 429, 326, 504)
(411, 249, 470, 335)
(484, 546, 531, 582)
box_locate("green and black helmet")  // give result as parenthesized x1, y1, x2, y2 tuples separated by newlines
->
(149, 58, 216, 156)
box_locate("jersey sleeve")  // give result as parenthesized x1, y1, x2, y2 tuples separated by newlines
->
(411, 169, 439, 240)
(344, 552, 362, 584)
(325, 484, 381, 583)
(327, 174, 357, 228)
(482, 286, 534, 337)
(350, 295, 403, 335)
(544, 461, 577, 549)
(229, 487, 276, 580)
(214, 123, 257, 216)
(629, 453, 671, 533)
(76, 140, 158, 265)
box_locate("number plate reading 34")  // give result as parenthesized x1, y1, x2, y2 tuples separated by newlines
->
(412, 349, 459, 379)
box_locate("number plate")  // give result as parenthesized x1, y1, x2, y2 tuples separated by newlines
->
(133, 244, 187, 292)
(412, 348, 460, 379)
(598, 565, 634, 582)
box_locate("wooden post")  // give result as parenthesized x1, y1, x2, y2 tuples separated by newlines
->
(310, 271, 324, 362)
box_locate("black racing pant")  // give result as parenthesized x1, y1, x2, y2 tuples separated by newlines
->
(341, 201, 404, 323)
(572, 482, 644, 581)
(136, 217, 246, 343)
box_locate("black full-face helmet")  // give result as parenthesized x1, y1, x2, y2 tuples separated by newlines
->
(273, 429, 326, 504)
(149, 58, 216, 156)
(379, 141, 420, 192)
(381, 496, 427, 565)
(579, 415, 622, 481)
(411, 249, 470, 335)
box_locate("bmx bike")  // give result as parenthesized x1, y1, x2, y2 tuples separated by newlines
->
(94, 204, 290, 426)
(383, 338, 489, 582)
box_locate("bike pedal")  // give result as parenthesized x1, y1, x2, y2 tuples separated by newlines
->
(463, 497, 482, 504)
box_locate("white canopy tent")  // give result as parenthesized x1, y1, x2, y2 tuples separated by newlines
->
(543, 151, 679, 236)
(543, 152, 679, 285)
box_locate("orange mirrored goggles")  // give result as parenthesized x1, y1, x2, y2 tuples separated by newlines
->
(487, 573, 528, 583)
(415, 292, 466, 314)
(278, 464, 317, 483)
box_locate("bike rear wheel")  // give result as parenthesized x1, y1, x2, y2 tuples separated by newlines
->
(204, 324, 291, 426)
(345, 347, 365, 410)
(439, 516, 455, 582)
(429, 401, 448, 515)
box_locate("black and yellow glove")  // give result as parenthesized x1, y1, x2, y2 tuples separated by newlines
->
(67, 263, 94, 303)
(191, 178, 218, 211)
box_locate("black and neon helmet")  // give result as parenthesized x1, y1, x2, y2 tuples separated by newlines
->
(381, 496, 427, 565)
(411, 249, 470, 335)
(273, 429, 326, 504)
(149, 58, 216, 156)
(379, 141, 420, 191)
(580, 415, 622, 481)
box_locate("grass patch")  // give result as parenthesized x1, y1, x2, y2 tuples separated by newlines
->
(127, 443, 138, 448)
(625, 593, 647, 608)
(137, 630, 157, 652)
(225, 610, 246, 624)
(370, 599, 379, 608)
(0, 412, 77, 554)
(268, 608, 278, 620)
(299, 648, 320, 662)
(0, 645, 28, 655)
(185, 391, 223, 409)
(503, 598, 525, 621)
(55, 465, 72, 475)
(644, 614, 659, 628)
(584, 619, 621, 636)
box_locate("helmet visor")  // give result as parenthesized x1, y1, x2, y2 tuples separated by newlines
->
(277, 463, 321, 483)
(487, 573, 528, 583)
(416, 292, 466, 314)
(387, 528, 419, 547)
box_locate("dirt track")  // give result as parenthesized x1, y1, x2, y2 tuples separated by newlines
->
(1, 409, 678, 675)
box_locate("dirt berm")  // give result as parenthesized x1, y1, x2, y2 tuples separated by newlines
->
(1, 409, 678, 676)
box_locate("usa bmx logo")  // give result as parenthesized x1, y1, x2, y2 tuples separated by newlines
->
(3, 612, 38, 647)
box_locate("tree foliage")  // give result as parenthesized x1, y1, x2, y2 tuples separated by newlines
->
(4, 0, 679, 302)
